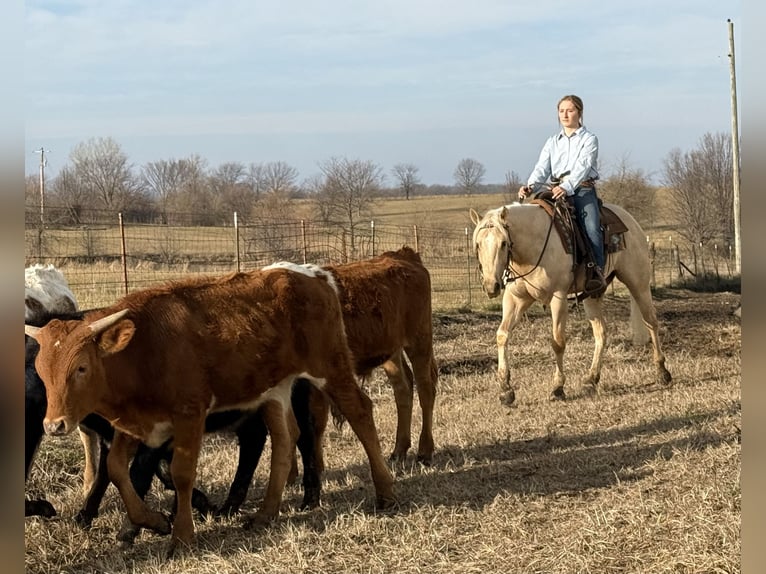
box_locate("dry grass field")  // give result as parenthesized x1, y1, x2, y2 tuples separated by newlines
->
(24, 288, 740, 574)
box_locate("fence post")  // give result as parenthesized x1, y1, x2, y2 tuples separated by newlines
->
(119, 212, 128, 295)
(301, 220, 307, 264)
(465, 227, 472, 308)
(370, 220, 375, 257)
(234, 211, 241, 272)
(668, 236, 673, 286)
(413, 225, 419, 252)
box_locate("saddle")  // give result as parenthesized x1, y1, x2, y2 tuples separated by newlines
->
(528, 191, 628, 269)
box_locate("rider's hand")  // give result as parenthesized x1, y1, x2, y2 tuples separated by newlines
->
(518, 186, 530, 200)
(551, 185, 566, 200)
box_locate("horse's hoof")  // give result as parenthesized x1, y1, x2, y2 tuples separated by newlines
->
(581, 383, 598, 397)
(499, 390, 516, 407)
(659, 370, 673, 385)
(550, 387, 566, 401)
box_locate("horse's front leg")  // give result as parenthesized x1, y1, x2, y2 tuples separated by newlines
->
(497, 287, 533, 407)
(548, 294, 569, 400)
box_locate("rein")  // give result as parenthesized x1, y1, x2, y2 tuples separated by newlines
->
(479, 205, 557, 286)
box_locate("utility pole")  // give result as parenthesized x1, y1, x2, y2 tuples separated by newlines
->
(727, 19, 741, 275)
(34, 147, 49, 227)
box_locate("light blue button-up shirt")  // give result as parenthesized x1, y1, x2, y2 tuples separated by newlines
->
(526, 126, 599, 196)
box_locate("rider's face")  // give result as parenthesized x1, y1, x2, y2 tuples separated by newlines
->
(558, 101, 581, 130)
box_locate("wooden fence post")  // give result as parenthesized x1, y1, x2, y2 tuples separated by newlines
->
(301, 220, 307, 264)
(465, 227, 472, 307)
(119, 212, 128, 295)
(234, 211, 240, 273)
(413, 225, 419, 253)
(371, 220, 375, 257)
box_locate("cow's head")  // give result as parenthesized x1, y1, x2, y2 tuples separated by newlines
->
(24, 309, 135, 435)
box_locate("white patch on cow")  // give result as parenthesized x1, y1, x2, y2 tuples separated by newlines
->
(211, 375, 297, 413)
(298, 372, 328, 391)
(54, 340, 60, 348)
(145, 421, 173, 448)
(25, 263, 78, 320)
(262, 261, 338, 294)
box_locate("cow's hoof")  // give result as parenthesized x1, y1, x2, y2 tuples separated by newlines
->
(25, 499, 56, 519)
(242, 511, 275, 531)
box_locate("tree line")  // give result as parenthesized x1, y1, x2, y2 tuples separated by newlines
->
(25, 133, 736, 251)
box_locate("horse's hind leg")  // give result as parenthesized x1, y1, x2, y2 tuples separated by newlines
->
(630, 288, 672, 385)
(581, 298, 607, 393)
(497, 288, 534, 407)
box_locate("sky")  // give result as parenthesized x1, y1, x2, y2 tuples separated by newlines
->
(25, 0, 743, 186)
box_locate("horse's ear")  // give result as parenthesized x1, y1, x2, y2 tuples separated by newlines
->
(469, 208, 481, 226)
(499, 206, 508, 221)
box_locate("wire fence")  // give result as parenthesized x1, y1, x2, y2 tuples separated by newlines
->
(25, 207, 739, 312)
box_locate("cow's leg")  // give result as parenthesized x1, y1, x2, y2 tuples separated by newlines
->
(293, 381, 328, 509)
(548, 294, 569, 400)
(217, 414, 268, 516)
(408, 346, 438, 465)
(165, 417, 206, 556)
(244, 393, 298, 529)
(107, 431, 171, 537)
(75, 435, 110, 528)
(322, 365, 396, 509)
(581, 297, 607, 392)
(497, 288, 534, 407)
(79, 427, 101, 496)
(382, 350, 413, 464)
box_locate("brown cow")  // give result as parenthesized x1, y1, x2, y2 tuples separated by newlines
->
(321, 245, 438, 464)
(25, 265, 395, 557)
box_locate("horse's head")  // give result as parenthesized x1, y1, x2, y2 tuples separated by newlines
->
(470, 206, 511, 298)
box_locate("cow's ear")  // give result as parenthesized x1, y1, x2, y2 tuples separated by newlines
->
(97, 319, 135, 355)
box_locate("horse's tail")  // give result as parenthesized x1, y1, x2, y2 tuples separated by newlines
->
(629, 296, 650, 346)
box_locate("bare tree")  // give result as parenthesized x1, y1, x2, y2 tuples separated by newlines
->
(251, 162, 300, 226)
(141, 158, 197, 223)
(662, 132, 733, 246)
(69, 137, 142, 212)
(49, 165, 93, 224)
(391, 163, 421, 200)
(315, 157, 383, 257)
(503, 170, 522, 203)
(598, 154, 657, 229)
(209, 161, 255, 220)
(454, 158, 486, 196)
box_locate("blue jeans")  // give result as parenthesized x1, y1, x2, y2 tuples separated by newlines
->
(571, 186, 604, 269)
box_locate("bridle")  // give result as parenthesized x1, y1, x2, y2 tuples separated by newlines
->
(476, 209, 557, 286)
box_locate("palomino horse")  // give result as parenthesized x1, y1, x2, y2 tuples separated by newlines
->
(469, 202, 672, 405)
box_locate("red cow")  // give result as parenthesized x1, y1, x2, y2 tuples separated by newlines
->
(321, 245, 438, 464)
(25, 265, 395, 557)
